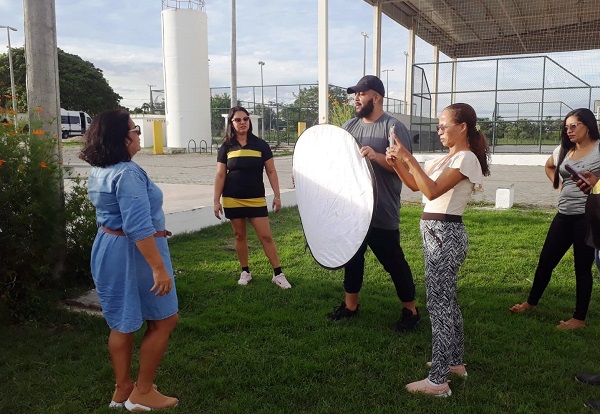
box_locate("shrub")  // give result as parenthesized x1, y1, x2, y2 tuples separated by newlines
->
(329, 99, 355, 127)
(0, 111, 95, 321)
(63, 175, 96, 287)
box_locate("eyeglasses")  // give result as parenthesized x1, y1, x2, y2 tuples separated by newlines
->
(129, 125, 141, 135)
(436, 123, 458, 132)
(564, 122, 582, 132)
(232, 116, 250, 123)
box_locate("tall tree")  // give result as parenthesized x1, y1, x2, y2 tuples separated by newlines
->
(0, 47, 122, 115)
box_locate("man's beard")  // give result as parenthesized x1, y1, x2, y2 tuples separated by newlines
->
(356, 98, 374, 118)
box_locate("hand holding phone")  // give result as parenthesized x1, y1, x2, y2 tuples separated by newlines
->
(389, 125, 396, 148)
(564, 164, 591, 185)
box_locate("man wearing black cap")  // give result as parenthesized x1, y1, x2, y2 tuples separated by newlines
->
(326, 75, 420, 332)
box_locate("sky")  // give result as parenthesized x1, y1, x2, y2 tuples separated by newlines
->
(1, 0, 599, 111)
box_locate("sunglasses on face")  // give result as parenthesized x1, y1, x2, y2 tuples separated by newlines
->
(232, 116, 250, 123)
(129, 125, 141, 135)
(436, 123, 458, 132)
(564, 122, 582, 132)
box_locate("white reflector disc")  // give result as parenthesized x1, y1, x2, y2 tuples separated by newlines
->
(292, 124, 375, 269)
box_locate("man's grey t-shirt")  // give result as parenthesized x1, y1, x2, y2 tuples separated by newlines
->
(342, 113, 412, 230)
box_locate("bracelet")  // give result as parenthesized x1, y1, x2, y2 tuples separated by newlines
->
(214, 203, 221, 206)
(274, 197, 280, 201)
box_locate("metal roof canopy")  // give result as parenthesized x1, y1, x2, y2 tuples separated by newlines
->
(363, 0, 600, 59)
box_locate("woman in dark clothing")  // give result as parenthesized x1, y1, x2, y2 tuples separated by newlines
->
(509, 108, 600, 329)
(213, 106, 291, 289)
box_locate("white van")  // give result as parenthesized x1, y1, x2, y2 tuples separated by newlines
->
(60, 108, 92, 139)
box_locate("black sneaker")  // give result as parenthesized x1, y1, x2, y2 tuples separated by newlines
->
(326, 301, 360, 320)
(395, 307, 421, 332)
(576, 374, 600, 386)
(584, 400, 600, 410)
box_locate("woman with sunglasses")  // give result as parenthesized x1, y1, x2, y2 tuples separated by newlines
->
(386, 103, 490, 397)
(81, 110, 179, 411)
(510, 108, 600, 329)
(214, 106, 291, 289)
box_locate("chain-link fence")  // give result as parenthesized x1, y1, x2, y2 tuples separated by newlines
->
(210, 83, 324, 147)
(412, 56, 600, 153)
(210, 84, 409, 148)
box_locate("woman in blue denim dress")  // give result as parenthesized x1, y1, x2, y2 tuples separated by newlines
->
(80, 110, 179, 411)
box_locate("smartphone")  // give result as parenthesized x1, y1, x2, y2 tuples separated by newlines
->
(389, 125, 395, 147)
(564, 164, 590, 185)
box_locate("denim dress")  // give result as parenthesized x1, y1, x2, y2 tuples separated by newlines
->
(87, 161, 178, 333)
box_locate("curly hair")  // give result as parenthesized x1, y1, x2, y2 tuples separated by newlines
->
(552, 108, 600, 189)
(445, 103, 491, 176)
(79, 109, 132, 167)
(223, 106, 253, 146)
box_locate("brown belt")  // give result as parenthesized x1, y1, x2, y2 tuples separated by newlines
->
(101, 226, 172, 238)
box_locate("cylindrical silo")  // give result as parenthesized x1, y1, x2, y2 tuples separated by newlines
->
(161, 1, 210, 149)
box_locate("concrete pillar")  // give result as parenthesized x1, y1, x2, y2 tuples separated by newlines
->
(23, 0, 64, 277)
(23, 0, 62, 156)
(406, 29, 415, 116)
(432, 45, 440, 119)
(372, 3, 382, 76)
(318, 0, 328, 124)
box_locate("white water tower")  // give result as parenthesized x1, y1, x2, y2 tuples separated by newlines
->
(161, 0, 210, 149)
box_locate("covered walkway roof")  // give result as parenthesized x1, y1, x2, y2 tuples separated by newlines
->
(363, 0, 600, 58)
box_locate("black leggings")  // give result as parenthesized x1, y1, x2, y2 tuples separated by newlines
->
(344, 227, 416, 303)
(527, 212, 594, 320)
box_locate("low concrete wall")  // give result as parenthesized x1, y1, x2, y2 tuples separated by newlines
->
(166, 190, 297, 235)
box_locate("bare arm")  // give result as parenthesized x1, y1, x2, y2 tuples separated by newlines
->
(214, 162, 227, 219)
(544, 155, 556, 184)
(135, 237, 172, 296)
(386, 154, 419, 191)
(386, 134, 466, 200)
(264, 158, 282, 213)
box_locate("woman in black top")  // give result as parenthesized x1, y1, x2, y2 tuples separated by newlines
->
(214, 106, 291, 289)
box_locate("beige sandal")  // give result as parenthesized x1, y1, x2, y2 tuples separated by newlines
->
(509, 302, 535, 313)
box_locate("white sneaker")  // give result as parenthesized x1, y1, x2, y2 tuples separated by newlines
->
(237, 271, 252, 286)
(272, 273, 292, 289)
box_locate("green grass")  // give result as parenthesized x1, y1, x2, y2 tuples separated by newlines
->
(2, 204, 599, 413)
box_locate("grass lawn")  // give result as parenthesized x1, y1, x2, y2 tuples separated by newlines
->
(1, 204, 599, 413)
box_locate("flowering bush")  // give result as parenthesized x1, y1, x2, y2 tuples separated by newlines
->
(329, 98, 355, 127)
(0, 109, 95, 321)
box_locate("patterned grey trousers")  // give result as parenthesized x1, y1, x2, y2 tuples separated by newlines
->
(420, 219, 468, 385)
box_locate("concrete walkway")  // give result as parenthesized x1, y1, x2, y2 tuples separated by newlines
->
(64, 148, 557, 235)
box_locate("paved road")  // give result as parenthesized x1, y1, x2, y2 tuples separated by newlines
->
(63, 146, 559, 211)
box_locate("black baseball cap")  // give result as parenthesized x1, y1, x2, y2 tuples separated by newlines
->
(347, 75, 385, 97)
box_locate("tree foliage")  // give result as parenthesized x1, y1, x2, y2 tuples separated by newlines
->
(210, 92, 231, 138)
(280, 85, 351, 130)
(0, 47, 122, 115)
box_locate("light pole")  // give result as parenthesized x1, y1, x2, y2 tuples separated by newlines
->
(382, 68, 394, 112)
(258, 60, 265, 138)
(403, 51, 409, 114)
(1, 25, 17, 127)
(230, 0, 237, 106)
(361, 32, 369, 77)
(147, 84, 156, 113)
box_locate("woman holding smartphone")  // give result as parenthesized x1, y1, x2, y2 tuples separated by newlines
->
(386, 103, 490, 397)
(509, 108, 600, 329)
